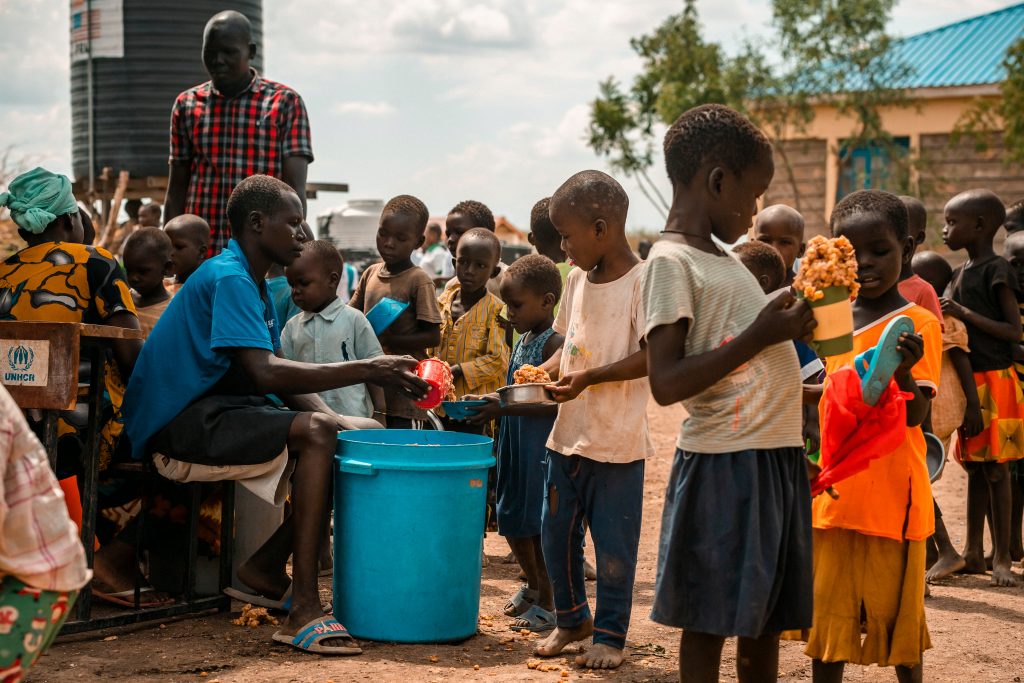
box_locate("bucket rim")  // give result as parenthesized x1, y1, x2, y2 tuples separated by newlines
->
(335, 454, 496, 472)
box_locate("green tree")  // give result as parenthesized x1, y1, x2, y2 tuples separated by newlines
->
(586, 0, 911, 216)
(953, 36, 1024, 162)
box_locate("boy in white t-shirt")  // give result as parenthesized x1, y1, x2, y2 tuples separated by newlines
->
(532, 170, 651, 670)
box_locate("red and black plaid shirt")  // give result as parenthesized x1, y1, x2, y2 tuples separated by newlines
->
(170, 70, 314, 254)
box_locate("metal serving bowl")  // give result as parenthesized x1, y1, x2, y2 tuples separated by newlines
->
(497, 383, 556, 407)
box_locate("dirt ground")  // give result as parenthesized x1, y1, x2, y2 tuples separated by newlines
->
(33, 400, 1024, 682)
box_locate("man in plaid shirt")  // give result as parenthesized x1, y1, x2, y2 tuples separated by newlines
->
(164, 11, 314, 255)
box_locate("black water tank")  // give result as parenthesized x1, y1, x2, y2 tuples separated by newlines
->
(70, 1, 263, 181)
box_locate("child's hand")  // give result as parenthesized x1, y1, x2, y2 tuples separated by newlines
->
(961, 403, 984, 438)
(940, 297, 966, 319)
(895, 332, 924, 377)
(547, 370, 591, 402)
(465, 394, 503, 424)
(753, 291, 816, 345)
(803, 418, 821, 457)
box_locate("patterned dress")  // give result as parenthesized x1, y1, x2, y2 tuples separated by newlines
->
(495, 328, 556, 538)
(0, 242, 137, 472)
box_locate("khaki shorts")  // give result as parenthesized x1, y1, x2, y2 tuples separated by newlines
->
(153, 449, 295, 507)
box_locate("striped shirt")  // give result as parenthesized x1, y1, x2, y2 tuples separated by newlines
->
(0, 385, 90, 592)
(433, 285, 509, 402)
(642, 240, 803, 453)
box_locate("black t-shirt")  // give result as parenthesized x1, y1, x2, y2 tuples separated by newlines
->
(949, 256, 1020, 371)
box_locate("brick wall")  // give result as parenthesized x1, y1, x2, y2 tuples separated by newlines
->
(763, 138, 829, 237)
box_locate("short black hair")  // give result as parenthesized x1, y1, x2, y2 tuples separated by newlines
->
(139, 202, 162, 218)
(911, 250, 952, 296)
(529, 197, 560, 249)
(382, 194, 430, 234)
(663, 103, 773, 188)
(226, 175, 296, 233)
(124, 226, 172, 263)
(830, 189, 908, 240)
(948, 189, 1006, 234)
(503, 253, 563, 300)
(302, 239, 344, 274)
(449, 200, 495, 231)
(458, 227, 501, 261)
(164, 214, 211, 246)
(426, 222, 443, 237)
(733, 240, 786, 292)
(898, 195, 927, 236)
(551, 170, 628, 227)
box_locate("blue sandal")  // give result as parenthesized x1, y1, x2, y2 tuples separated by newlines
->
(272, 616, 362, 655)
(855, 314, 914, 406)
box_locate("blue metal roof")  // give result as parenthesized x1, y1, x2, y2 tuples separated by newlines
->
(891, 3, 1024, 89)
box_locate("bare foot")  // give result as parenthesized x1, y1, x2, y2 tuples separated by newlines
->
(991, 562, 1020, 587)
(584, 560, 597, 581)
(236, 558, 290, 601)
(534, 621, 594, 657)
(576, 643, 624, 669)
(277, 602, 360, 652)
(960, 550, 987, 574)
(925, 552, 966, 583)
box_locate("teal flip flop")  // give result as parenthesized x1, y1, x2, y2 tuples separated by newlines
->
(855, 314, 915, 407)
(510, 604, 556, 633)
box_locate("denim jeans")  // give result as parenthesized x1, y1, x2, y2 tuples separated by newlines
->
(541, 450, 644, 649)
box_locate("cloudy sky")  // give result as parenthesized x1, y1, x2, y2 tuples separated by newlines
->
(0, 0, 1013, 232)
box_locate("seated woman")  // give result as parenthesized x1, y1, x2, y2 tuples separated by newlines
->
(0, 168, 166, 607)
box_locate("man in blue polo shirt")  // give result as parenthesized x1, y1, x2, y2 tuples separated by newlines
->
(124, 175, 427, 656)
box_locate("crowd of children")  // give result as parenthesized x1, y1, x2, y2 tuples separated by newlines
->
(7, 99, 1024, 680)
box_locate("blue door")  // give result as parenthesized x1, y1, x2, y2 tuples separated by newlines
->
(837, 138, 910, 200)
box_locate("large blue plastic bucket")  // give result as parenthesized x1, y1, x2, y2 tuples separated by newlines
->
(333, 429, 494, 642)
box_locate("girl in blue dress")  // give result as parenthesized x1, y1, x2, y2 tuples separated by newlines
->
(468, 254, 564, 632)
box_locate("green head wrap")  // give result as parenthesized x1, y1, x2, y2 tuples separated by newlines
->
(0, 167, 78, 235)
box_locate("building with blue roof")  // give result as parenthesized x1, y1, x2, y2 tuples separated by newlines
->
(764, 2, 1024, 236)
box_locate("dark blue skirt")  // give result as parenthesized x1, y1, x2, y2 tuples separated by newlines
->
(495, 413, 555, 538)
(650, 447, 813, 638)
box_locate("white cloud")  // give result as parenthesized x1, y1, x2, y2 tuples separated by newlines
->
(331, 100, 397, 117)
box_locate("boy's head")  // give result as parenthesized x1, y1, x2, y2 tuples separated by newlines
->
(663, 104, 774, 244)
(424, 222, 442, 247)
(637, 239, 653, 260)
(526, 197, 566, 263)
(138, 203, 162, 227)
(124, 226, 173, 298)
(455, 227, 501, 295)
(446, 200, 495, 257)
(1003, 231, 1024, 294)
(830, 189, 910, 300)
(226, 174, 306, 267)
(732, 240, 787, 294)
(164, 214, 210, 283)
(1005, 199, 1024, 234)
(910, 250, 953, 298)
(549, 170, 628, 271)
(125, 199, 142, 221)
(500, 253, 563, 335)
(378, 194, 429, 267)
(754, 204, 805, 275)
(942, 188, 1005, 252)
(286, 239, 343, 314)
(898, 195, 928, 253)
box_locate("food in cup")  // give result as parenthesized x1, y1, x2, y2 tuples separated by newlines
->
(794, 235, 860, 302)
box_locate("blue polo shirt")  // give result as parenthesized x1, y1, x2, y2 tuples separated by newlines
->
(123, 239, 281, 459)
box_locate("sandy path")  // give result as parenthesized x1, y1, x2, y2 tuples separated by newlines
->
(34, 400, 1024, 681)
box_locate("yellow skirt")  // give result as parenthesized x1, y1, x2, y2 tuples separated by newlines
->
(784, 528, 930, 667)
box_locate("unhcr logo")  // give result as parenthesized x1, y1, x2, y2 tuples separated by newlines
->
(5, 344, 36, 383)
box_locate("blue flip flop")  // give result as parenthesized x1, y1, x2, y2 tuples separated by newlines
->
(272, 615, 362, 655)
(510, 604, 556, 633)
(854, 314, 914, 407)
